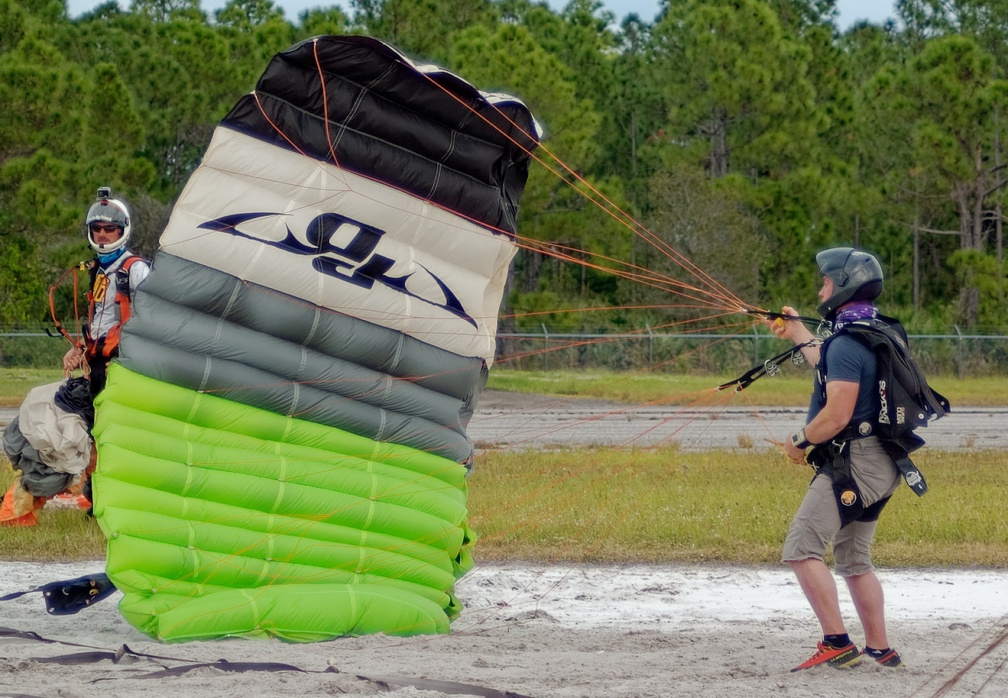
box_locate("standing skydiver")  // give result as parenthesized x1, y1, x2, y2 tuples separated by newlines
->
(767, 247, 906, 672)
(3, 187, 151, 525)
(62, 187, 151, 398)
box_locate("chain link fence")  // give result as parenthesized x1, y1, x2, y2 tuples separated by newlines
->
(3, 329, 1007, 377)
(495, 329, 1008, 378)
(0, 332, 68, 370)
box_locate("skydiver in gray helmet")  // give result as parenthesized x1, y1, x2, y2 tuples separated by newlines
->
(815, 247, 884, 320)
(63, 187, 151, 398)
(765, 246, 906, 672)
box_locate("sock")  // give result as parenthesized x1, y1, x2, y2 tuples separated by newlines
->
(823, 633, 851, 648)
(864, 646, 890, 658)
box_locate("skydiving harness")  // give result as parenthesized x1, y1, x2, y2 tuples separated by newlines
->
(84, 254, 144, 359)
(725, 312, 950, 526)
(816, 315, 949, 500)
(47, 254, 144, 363)
(805, 427, 896, 527)
(717, 309, 826, 392)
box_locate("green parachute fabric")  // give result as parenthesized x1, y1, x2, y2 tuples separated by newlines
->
(91, 35, 540, 642)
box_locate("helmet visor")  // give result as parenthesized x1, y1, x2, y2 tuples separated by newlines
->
(89, 222, 123, 235)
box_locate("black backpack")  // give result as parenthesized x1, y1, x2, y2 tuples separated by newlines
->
(821, 314, 950, 496)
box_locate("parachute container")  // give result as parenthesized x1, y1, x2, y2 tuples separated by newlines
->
(91, 35, 539, 642)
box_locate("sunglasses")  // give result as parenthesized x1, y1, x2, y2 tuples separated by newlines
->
(90, 223, 122, 234)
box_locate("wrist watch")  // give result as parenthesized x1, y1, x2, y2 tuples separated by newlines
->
(791, 427, 812, 449)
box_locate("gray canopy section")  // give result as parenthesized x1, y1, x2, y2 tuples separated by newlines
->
(118, 253, 488, 464)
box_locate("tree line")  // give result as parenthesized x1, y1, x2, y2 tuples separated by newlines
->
(2, 0, 1007, 336)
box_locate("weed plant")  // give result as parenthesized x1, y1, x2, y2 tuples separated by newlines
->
(2, 368, 1005, 567)
(0, 502, 106, 560)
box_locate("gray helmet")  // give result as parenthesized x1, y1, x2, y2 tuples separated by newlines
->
(85, 186, 132, 254)
(815, 247, 883, 318)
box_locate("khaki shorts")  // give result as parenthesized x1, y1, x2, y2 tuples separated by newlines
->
(782, 437, 901, 577)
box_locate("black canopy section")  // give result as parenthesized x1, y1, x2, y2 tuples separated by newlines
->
(222, 35, 540, 236)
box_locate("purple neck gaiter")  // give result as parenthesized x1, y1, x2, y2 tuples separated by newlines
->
(833, 302, 878, 331)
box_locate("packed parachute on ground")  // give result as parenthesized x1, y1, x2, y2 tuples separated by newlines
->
(92, 34, 541, 642)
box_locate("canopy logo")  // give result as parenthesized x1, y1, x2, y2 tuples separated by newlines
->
(199, 211, 475, 327)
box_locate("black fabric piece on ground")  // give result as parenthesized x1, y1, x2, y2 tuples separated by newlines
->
(0, 574, 116, 615)
(54, 377, 95, 429)
(0, 624, 532, 696)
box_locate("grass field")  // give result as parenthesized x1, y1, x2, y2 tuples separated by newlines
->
(3, 367, 1006, 408)
(468, 447, 1008, 567)
(0, 368, 65, 407)
(485, 369, 1008, 407)
(2, 368, 1006, 567)
(4, 446, 1006, 567)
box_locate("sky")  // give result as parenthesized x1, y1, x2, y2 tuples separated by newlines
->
(65, 0, 898, 30)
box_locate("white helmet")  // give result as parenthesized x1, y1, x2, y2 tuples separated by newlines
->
(85, 186, 132, 254)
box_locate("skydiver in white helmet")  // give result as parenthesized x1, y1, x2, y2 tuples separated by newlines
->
(62, 186, 151, 398)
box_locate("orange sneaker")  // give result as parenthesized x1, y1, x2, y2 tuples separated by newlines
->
(791, 641, 862, 672)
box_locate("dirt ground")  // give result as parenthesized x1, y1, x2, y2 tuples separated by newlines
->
(2, 560, 1007, 698)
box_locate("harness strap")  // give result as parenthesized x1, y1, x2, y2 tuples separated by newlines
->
(807, 436, 898, 526)
(85, 255, 143, 359)
(809, 427, 928, 499)
(883, 442, 929, 497)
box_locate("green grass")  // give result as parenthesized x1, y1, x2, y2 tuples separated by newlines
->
(0, 504, 107, 561)
(1, 367, 1003, 408)
(486, 368, 1008, 407)
(6, 447, 1006, 567)
(0, 368, 65, 407)
(467, 447, 1008, 567)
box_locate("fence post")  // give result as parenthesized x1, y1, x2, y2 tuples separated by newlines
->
(541, 323, 549, 372)
(647, 324, 653, 371)
(753, 325, 760, 365)
(953, 324, 963, 379)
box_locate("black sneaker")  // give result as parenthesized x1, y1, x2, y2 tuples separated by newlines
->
(862, 648, 904, 667)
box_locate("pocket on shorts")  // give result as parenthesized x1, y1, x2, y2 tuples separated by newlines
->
(848, 437, 900, 505)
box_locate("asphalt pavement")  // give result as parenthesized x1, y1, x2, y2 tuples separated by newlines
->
(466, 391, 1008, 451)
(2, 391, 1004, 453)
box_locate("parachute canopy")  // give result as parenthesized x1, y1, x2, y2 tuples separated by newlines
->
(92, 35, 539, 642)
